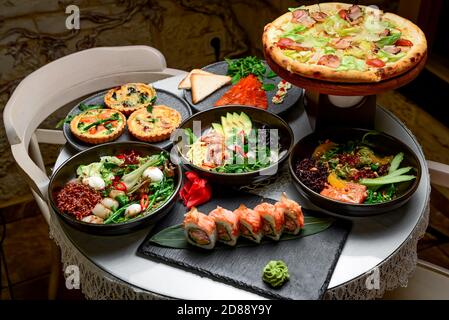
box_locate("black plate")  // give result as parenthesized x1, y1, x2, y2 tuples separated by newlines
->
(138, 189, 351, 300)
(183, 60, 303, 114)
(174, 105, 294, 186)
(288, 128, 422, 217)
(48, 142, 183, 235)
(63, 88, 192, 151)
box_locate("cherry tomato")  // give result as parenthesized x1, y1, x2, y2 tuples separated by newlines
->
(338, 9, 348, 20)
(395, 39, 413, 47)
(366, 58, 386, 68)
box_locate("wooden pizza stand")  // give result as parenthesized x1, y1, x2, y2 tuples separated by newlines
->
(264, 51, 427, 130)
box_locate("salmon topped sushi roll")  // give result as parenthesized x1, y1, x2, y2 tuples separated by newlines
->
(183, 207, 217, 249)
(275, 193, 304, 235)
(254, 202, 284, 240)
(234, 204, 263, 243)
(209, 206, 240, 246)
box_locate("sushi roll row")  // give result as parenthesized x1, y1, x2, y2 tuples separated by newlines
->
(183, 193, 304, 249)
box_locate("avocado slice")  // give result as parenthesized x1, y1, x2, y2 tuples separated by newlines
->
(212, 123, 224, 136)
(239, 112, 252, 133)
(221, 115, 233, 141)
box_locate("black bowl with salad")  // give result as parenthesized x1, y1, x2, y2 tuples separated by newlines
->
(175, 106, 294, 185)
(49, 142, 182, 235)
(288, 128, 421, 217)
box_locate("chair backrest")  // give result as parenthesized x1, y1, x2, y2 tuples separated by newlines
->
(3, 45, 180, 200)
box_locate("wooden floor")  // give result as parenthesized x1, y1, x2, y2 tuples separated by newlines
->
(1, 89, 448, 300)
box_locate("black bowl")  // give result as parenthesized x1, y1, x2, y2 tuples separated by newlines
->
(174, 106, 294, 185)
(288, 128, 422, 217)
(48, 142, 182, 235)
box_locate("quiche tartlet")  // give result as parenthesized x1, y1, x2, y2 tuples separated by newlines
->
(127, 105, 182, 142)
(104, 83, 157, 115)
(70, 109, 126, 144)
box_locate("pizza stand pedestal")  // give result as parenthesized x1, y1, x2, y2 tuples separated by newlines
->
(264, 51, 427, 131)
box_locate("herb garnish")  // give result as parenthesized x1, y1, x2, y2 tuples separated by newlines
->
(81, 113, 120, 132)
(225, 56, 278, 90)
(56, 103, 104, 128)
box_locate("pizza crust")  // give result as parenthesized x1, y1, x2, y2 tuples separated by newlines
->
(263, 2, 427, 83)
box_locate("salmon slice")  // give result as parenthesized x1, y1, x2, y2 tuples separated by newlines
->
(214, 74, 268, 109)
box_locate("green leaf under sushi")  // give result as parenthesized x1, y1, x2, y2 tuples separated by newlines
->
(148, 215, 335, 249)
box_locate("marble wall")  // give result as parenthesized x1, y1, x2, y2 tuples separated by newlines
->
(0, 0, 398, 202)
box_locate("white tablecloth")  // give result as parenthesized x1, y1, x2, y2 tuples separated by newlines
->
(49, 75, 430, 300)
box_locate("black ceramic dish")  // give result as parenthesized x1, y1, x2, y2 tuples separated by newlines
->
(175, 105, 294, 185)
(48, 142, 183, 235)
(288, 128, 422, 217)
(63, 87, 192, 151)
(183, 60, 303, 114)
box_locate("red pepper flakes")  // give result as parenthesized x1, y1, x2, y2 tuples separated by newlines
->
(179, 171, 212, 209)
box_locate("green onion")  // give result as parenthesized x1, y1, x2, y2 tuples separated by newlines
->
(104, 202, 135, 224)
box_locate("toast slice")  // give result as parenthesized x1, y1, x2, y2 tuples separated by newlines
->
(178, 69, 213, 89)
(191, 74, 232, 104)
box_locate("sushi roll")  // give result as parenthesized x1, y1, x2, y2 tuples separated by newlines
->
(254, 202, 284, 241)
(275, 193, 304, 235)
(183, 207, 217, 249)
(234, 204, 263, 243)
(209, 206, 240, 246)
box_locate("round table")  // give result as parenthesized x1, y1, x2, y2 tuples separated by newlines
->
(49, 75, 430, 300)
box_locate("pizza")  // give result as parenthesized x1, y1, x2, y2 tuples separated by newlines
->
(263, 2, 427, 83)
(70, 109, 126, 144)
(104, 83, 157, 115)
(127, 105, 182, 142)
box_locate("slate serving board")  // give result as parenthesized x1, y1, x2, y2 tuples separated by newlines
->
(138, 189, 351, 300)
(183, 61, 304, 115)
(63, 88, 192, 151)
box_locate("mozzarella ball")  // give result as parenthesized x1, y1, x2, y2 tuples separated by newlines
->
(92, 203, 112, 219)
(125, 203, 143, 218)
(82, 215, 104, 224)
(142, 167, 164, 182)
(109, 189, 125, 199)
(82, 176, 105, 190)
(101, 198, 119, 211)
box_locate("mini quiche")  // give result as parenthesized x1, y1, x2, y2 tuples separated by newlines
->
(70, 109, 126, 144)
(127, 105, 182, 142)
(104, 83, 157, 115)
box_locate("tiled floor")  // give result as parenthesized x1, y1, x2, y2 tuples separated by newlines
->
(1, 89, 448, 300)
(0, 203, 84, 300)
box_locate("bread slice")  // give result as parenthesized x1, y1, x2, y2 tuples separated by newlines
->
(191, 74, 231, 104)
(178, 69, 212, 89)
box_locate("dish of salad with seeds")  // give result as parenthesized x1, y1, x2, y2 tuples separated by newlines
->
(55, 150, 176, 224)
(294, 134, 417, 204)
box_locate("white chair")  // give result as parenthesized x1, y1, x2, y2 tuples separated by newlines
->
(4, 45, 449, 299)
(3, 45, 186, 299)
